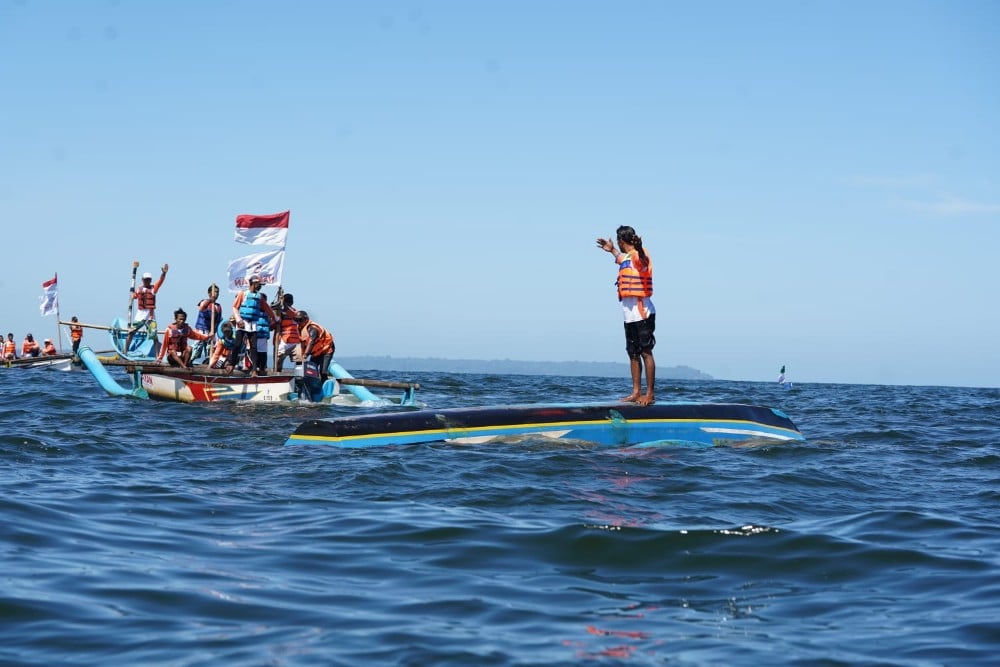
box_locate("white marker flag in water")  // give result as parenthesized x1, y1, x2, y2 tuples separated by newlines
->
(39, 274, 58, 316)
(234, 210, 290, 246)
(226, 248, 285, 293)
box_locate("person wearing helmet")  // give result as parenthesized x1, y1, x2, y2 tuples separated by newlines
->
(42, 338, 58, 356)
(124, 263, 168, 354)
(229, 274, 276, 377)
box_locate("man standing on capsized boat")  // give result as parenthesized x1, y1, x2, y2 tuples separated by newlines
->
(596, 225, 656, 406)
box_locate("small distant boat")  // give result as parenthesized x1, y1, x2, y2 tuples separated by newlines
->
(2, 354, 75, 371)
(77, 346, 419, 406)
(286, 401, 805, 448)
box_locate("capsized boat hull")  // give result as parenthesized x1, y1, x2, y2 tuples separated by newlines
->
(286, 401, 805, 448)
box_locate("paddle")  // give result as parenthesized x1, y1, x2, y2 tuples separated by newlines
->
(127, 260, 139, 322)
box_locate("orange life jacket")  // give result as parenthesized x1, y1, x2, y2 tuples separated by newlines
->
(3, 340, 16, 356)
(616, 249, 653, 300)
(163, 323, 192, 352)
(70, 325, 83, 342)
(136, 286, 157, 311)
(43, 343, 57, 355)
(22, 339, 39, 355)
(279, 306, 301, 344)
(301, 320, 334, 356)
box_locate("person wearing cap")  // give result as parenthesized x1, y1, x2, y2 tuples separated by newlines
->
(229, 274, 276, 376)
(42, 338, 58, 356)
(295, 310, 335, 379)
(69, 316, 84, 354)
(124, 263, 169, 354)
(21, 333, 41, 358)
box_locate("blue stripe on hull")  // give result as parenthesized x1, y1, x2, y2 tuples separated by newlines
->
(285, 402, 804, 448)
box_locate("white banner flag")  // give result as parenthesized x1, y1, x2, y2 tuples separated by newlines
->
(226, 248, 285, 293)
(39, 274, 58, 316)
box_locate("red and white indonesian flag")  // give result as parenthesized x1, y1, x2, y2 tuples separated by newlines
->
(40, 274, 58, 316)
(226, 248, 285, 293)
(234, 210, 290, 246)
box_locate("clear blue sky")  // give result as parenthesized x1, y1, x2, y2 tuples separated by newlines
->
(2, 1, 997, 387)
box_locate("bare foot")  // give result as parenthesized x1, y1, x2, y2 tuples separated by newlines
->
(621, 393, 640, 403)
(635, 394, 655, 407)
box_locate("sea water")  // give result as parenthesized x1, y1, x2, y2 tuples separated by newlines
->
(1, 368, 997, 666)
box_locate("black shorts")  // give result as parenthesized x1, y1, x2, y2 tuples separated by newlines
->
(624, 313, 656, 358)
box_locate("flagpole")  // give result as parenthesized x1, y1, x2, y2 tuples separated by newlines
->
(53, 273, 62, 353)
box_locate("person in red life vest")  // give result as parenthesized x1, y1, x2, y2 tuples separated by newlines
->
(191, 283, 221, 364)
(295, 310, 335, 380)
(21, 333, 41, 358)
(156, 308, 209, 368)
(42, 339, 58, 355)
(230, 275, 277, 377)
(69, 316, 84, 354)
(3, 332, 18, 360)
(596, 225, 656, 406)
(273, 292, 303, 371)
(124, 263, 168, 354)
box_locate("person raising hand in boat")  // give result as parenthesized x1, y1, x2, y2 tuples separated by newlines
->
(124, 263, 168, 354)
(295, 311, 335, 380)
(157, 308, 210, 368)
(230, 274, 276, 377)
(596, 225, 656, 406)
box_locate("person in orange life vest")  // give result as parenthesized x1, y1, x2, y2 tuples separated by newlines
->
(69, 316, 84, 354)
(274, 292, 303, 370)
(191, 283, 221, 364)
(22, 333, 41, 358)
(596, 225, 656, 406)
(42, 339, 58, 356)
(124, 263, 168, 353)
(3, 332, 18, 360)
(208, 321, 237, 369)
(230, 275, 276, 377)
(295, 310, 335, 379)
(156, 308, 209, 368)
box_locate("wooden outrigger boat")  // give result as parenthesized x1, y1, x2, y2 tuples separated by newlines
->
(2, 353, 75, 371)
(286, 401, 805, 448)
(77, 346, 420, 406)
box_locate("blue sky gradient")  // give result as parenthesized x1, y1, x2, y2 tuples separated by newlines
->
(2, 1, 997, 387)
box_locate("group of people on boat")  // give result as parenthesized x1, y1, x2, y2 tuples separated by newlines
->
(2, 331, 61, 359)
(125, 267, 334, 378)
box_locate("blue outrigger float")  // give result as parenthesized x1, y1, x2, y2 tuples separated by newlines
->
(286, 401, 804, 448)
